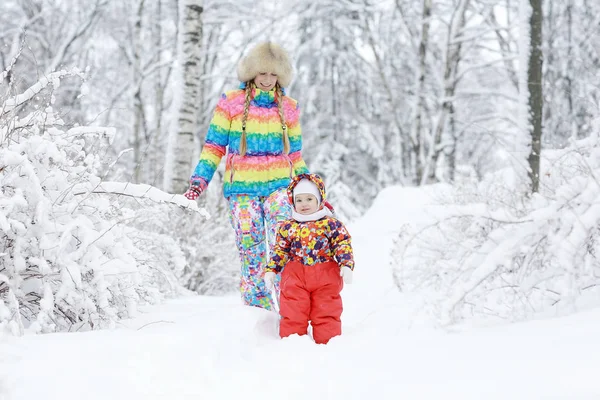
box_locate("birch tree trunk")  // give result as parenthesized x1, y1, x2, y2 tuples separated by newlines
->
(152, 0, 165, 180)
(527, 0, 543, 193)
(517, 0, 534, 189)
(565, 0, 577, 141)
(411, 0, 432, 184)
(154, 0, 164, 142)
(132, 0, 145, 183)
(164, 0, 203, 193)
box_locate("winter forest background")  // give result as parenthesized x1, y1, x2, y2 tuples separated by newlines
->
(1, 0, 600, 335)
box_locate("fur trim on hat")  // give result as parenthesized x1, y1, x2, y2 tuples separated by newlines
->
(237, 42, 293, 87)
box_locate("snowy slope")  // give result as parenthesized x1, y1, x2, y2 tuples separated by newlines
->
(2, 185, 599, 400)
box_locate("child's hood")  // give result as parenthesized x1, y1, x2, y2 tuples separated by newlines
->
(287, 174, 327, 204)
(287, 173, 337, 215)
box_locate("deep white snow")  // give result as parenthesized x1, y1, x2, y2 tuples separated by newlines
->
(1, 186, 599, 400)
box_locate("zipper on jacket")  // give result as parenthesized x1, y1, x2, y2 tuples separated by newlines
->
(229, 155, 236, 183)
(285, 155, 294, 178)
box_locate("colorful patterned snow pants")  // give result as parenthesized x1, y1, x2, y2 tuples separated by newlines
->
(227, 188, 292, 310)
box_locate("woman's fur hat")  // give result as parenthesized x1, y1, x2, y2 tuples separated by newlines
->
(237, 42, 293, 88)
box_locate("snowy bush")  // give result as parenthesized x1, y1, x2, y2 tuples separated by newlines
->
(178, 193, 239, 296)
(0, 69, 197, 335)
(111, 183, 240, 296)
(393, 128, 600, 325)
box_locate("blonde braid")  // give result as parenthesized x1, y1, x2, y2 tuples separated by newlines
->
(276, 83, 290, 155)
(240, 82, 253, 156)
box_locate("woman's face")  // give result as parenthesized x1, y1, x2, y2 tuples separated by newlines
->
(254, 72, 278, 91)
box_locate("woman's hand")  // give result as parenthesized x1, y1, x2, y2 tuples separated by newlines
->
(183, 186, 202, 200)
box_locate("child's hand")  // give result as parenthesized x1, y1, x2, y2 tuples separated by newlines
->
(264, 271, 276, 291)
(340, 267, 353, 284)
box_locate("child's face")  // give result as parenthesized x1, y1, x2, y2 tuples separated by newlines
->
(294, 194, 319, 215)
(254, 72, 278, 91)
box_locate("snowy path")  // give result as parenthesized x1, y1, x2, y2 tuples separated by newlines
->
(2, 187, 600, 399)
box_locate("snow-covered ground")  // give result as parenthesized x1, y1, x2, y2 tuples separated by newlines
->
(2, 186, 599, 400)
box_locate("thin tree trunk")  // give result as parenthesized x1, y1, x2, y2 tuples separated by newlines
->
(331, 21, 339, 143)
(164, 0, 203, 193)
(132, 0, 145, 183)
(566, 0, 577, 140)
(446, 103, 457, 182)
(364, 9, 407, 184)
(543, 0, 554, 131)
(411, 0, 432, 184)
(153, 0, 164, 180)
(422, 0, 470, 185)
(527, 0, 543, 193)
(489, 2, 519, 90)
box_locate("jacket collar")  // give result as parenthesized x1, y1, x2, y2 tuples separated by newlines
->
(291, 207, 334, 222)
(238, 82, 286, 108)
(252, 87, 276, 107)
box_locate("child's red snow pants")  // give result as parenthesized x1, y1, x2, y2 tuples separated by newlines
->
(279, 260, 343, 344)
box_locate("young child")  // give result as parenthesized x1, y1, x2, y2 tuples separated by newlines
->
(264, 173, 354, 344)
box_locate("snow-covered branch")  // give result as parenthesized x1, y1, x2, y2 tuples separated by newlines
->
(84, 182, 210, 219)
(1, 68, 85, 115)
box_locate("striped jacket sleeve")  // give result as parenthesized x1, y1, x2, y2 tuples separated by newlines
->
(190, 94, 232, 190)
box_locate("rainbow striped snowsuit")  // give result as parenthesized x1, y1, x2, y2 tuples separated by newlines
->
(190, 85, 309, 310)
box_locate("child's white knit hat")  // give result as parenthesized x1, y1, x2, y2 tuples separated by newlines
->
(293, 179, 321, 205)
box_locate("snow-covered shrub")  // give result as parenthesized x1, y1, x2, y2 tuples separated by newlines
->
(0, 69, 191, 335)
(393, 127, 600, 325)
(109, 181, 240, 296)
(178, 189, 239, 296)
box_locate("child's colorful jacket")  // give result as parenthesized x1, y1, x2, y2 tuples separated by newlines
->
(266, 174, 354, 273)
(189, 84, 309, 198)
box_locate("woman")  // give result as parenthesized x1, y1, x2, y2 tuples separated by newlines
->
(184, 42, 309, 310)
